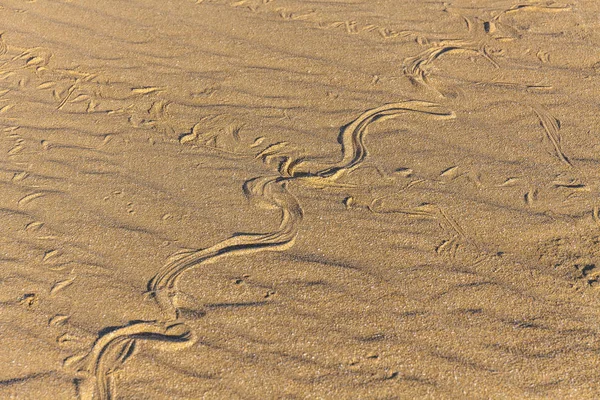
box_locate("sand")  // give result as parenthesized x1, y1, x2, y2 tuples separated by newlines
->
(1, 0, 600, 398)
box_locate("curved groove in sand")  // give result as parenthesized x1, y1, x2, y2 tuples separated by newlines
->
(149, 101, 455, 318)
(70, 321, 194, 400)
(76, 101, 454, 399)
(147, 175, 303, 318)
(293, 101, 456, 181)
(403, 42, 498, 94)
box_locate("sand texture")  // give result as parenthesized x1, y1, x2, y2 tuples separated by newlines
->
(1, 0, 600, 398)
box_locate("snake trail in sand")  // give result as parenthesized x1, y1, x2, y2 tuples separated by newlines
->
(73, 101, 455, 399)
(147, 174, 303, 319)
(65, 322, 194, 400)
(403, 3, 573, 97)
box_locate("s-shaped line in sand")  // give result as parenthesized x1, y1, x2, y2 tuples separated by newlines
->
(67, 101, 455, 400)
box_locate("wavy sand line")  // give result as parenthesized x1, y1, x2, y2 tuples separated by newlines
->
(289, 101, 456, 181)
(147, 175, 303, 319)
(75, 101, 455, 399)
(67, 321, 194, 400)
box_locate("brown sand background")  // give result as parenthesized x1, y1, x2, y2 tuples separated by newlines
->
(1, 0, 600, 398)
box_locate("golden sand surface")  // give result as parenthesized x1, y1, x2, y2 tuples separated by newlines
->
(1, 0, 600, 398)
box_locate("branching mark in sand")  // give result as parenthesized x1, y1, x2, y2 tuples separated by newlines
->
(277, 7, 315, 21)
(472, 80, 553, 93)
(1, 42, 190, 138)
(207, 0, 428, 42)
(231, 0, 274, 12)
(178, 115, 252, 156)
(449, 2, 572, 41)
(530, 104, 572, 167)
(369, 198, 476, 257)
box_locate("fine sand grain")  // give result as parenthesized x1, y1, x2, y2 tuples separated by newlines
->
(1, 0, 600, 399)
